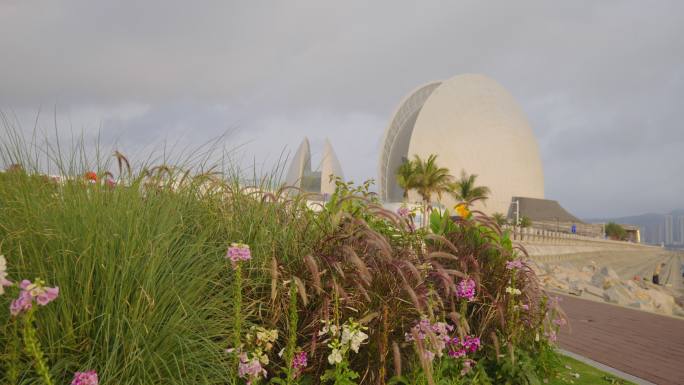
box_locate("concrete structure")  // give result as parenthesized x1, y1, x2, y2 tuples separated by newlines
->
(284, 137, 344, 196)
(506, 196, 604, 237)
(379, 74, 544, 215)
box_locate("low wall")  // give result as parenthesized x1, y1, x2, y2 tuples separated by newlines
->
(507, 225, 661, 262)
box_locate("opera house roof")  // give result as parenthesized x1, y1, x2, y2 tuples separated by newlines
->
(284, 137, 344, 196)
(378, 73, 545, 215)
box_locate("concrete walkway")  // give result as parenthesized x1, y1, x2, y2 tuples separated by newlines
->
(558, 294, 684, 385)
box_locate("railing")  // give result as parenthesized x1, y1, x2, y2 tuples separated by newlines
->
(502, 225, 650, 248)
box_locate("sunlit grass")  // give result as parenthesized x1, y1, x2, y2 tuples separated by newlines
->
(548, 355, 635, 385)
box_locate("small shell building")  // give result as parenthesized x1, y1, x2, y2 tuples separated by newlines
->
(284, 137, 344, 196)
(378, 74, 545, 215)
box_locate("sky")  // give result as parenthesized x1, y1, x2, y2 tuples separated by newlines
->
(1, 0, 682, 218)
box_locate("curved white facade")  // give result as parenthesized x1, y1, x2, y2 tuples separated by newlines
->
(379, 74, 544, 215)
(285, 138, 311, 189)
(285, 137, 344, 196)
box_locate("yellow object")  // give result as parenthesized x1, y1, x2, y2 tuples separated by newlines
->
(455, 204, 470, 218)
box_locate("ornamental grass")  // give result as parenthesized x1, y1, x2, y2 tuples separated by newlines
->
(0, 126, 564, 385)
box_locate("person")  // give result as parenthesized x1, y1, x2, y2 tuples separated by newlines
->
(652, 262, 666, 285)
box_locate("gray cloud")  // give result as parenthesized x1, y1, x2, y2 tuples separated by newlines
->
(1, 0, 682, 217)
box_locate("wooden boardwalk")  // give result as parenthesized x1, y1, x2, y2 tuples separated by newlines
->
(558, 294, 684, 385)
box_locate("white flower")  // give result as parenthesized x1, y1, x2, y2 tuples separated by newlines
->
(341, 327, 352, 345)
(256, 328, 278, 344)
(350, 330, 368, 353)
(0, 255, 12, 295)
(328, 348, 343, 365)
(319, 323, 339, 337)
(505, 286, 521, 296)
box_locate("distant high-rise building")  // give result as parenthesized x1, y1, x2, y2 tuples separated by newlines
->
(665, 214, 674, 245)
(657, 222, 664, 244)
(678, 216, 684, 245)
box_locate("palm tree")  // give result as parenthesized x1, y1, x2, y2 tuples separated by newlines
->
(448, 170, 491, 206)
(492, 212, 507, 226)
(411, 154, 453, 209)
(395, 159, 415, 201)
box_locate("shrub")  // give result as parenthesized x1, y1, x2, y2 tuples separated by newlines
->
(0, 133, 565, 384)
(605, 222, 627, 240)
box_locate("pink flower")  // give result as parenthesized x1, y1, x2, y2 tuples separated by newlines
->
(456, 278, 476, 301)
(10, 290, 33, 316)
(397, 207, 410, 218)
(505, 259, 524, 270)
(9, 279, 59, 316)
(406, 319, 454, 360)
(462, 336, 480, 353)
(292, 351, 308, 377)
(238, 355, 266, 384)
(71, 371, 99, 385)
(461, 359, 476, 376)
(448, 348, 466, 358)
(35, 286, 59, 306)
(226, 243, 252, 266)
(105, 178, 116, 188)
(520, 304, 530, 311)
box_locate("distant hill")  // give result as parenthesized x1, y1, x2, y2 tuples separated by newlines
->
(585, 209, 684, 245)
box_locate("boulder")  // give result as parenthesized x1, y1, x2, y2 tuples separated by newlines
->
(591, 266, 620, 289)
(582, 285, 605, 299)
(603, 286, 632, 305)
(628, 300, 655, 312)
(649, 288, 676, 315)
(568, 280, 584, 296)
(673, 306, 684, 318)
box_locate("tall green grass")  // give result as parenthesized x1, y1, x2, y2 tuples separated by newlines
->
(0, 119, 565, 384)
(0, 120, 312, 384)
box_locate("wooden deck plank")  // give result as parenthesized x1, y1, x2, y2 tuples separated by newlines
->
(557, 294, 684, 385)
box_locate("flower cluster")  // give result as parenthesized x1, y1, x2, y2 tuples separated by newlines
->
(0, 255, 13, 295)
(291, 350, 308, 377)
(505, 286, 522, 296)
(397, 206, 410, 218)
(456, 278, 476, 301)
(405, 318, 454, 361)
(505, 259, 524, 270)
(228, 326, 279, 385)
(455, 204, 470, 218)
(447, 335, 481, 358)
(10, 279, 59, 316)
(84, 171, 98, 183)
(71, 371, 99, 385)
(226, 243, 252, 265)
(406, 318, 481, 373)
(319, 319, 369, 365)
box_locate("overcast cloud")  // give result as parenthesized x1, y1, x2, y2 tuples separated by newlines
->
(1, 0, 682, 218)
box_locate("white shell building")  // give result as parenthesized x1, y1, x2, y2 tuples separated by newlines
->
(284, 137, 344, 196)
(378, 74, 545, 215)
